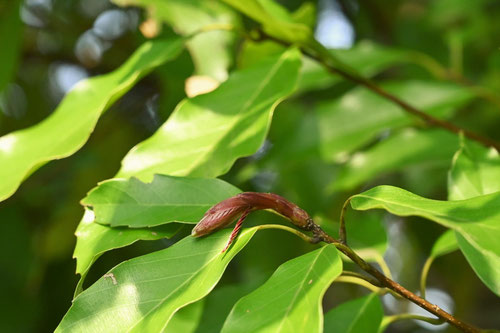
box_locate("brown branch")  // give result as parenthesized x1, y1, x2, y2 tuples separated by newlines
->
(307, 223, 480, 333)
(252, 30, 500, 152)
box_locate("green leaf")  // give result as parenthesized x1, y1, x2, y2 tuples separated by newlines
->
(194, 283, 257, 333)
(430, 229, 459, 259)
(274, 80, 471, 163)
(299, 41, 410, 93)
(332, 129, 458, 191)
(82, 175, 241, 228)
(221, 245, 342, 333)
(350, 185, 500, 296)
(113, 0, 238, 81)
(57, 227, 259, 332)
(316, 81, 471, 162)
(116, 47, 302, 181)
(324, 294, 383, 333)
(448, 136, 500, 200)
(0, 37, 184, 202)
(165, 299, 205, 333)
(221, 0, 312, 45)
(73, 209, 182, 295)
(0, 0, 23, 95)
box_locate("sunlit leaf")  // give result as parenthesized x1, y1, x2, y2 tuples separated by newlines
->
(113, 0, 239, 81)
(221, 245, 342, 333)
(73, 210, 182, 295)
(332, 129, 458, 191)
(116, 47, 301, 181)
(57, 227, 259, 332)
(221, 0, 312, 45)
(448, 136, 500, 200)
(324, 294, 383, 333)
(0, 37, 184, 202)
(350, 185, 500, 296)
(82, 175, 241, 228)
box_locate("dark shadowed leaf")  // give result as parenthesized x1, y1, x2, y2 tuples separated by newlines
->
(324, 294, 383, 333)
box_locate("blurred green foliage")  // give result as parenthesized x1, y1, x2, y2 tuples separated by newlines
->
(1, 0, 499, 332)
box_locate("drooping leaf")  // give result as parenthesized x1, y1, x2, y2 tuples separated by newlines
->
(0, 37, 184, 202)
(82, 175, 241, 228)
(221, 245, 342, 333)
(332, 129, 458, 191)
(116, 47, 301, 181)
(448, 136, 500, 200)
(57, 227, 259, 332)
(430, 229, 459, 259)
(324, 294, 383, 333)
(73, 209, 183, 295)
(0, 0, 23, 95)
(350, 185, 500, 296)
(113, 0, 239, 81)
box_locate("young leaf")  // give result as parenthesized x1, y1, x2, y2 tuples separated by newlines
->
(221, 245, 342, 333)
(448, 136, 500, 200)
(81, 175, 241, 228)
(73, 210, 182, 295)
(324, 294, 383, 333)
(57, 227, 259, 332)
(350, 185, 500, 296)
(116, 47, 302, 181)
(332, 129, 458, 191)
(430, 229, 458, 259)
(0, 37, 184, 202)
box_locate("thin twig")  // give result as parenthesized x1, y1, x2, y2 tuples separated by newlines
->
(307, 223, 480, 333)
(252, 30, 500, 151)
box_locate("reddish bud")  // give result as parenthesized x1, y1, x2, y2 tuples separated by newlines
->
(192, 192, 314, 238)
(191, 195, 250, 237)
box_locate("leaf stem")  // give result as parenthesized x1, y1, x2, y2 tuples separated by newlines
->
(306, 222, 480, 333)
(254, 224, 318, 244)
(420, 256, 434, 299)
(382, 313, 444, 327)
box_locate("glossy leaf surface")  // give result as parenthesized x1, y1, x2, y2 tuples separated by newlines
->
(58, 228, 258, 332)
(221, 245, 342, 333)
(351, 185, 500, 296)
(82, 175, 241, 227)
(116, 48, 301, 181)
(0, 37, 184, 202)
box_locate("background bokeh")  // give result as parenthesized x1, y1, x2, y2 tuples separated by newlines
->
(1, 0, 499, 332)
